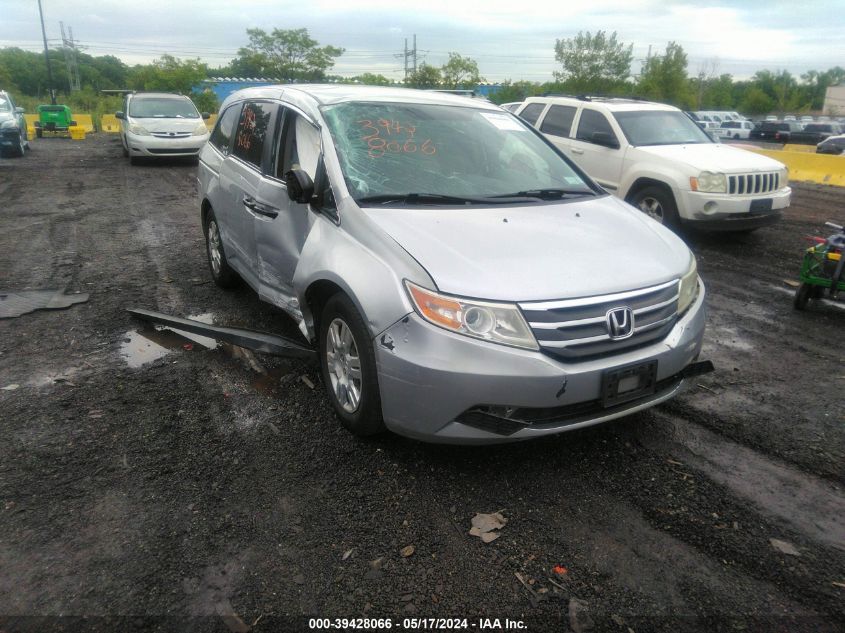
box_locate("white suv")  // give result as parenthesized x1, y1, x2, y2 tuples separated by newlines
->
(517, 96, 790, 231)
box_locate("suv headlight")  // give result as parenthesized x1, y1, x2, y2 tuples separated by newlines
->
(779, 167, 789, 187)
(1, 119, 19, 130)
(192, 123, 209, 136)
(691, 171, 727, 193)
(128, 123, 150, 136)
(405, 281, 538, 350)
(677, 256, 700, 315)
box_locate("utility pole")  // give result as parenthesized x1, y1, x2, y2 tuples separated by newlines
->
(396, 34, 418, 82)
(412, 34, 417, 76)
(60, 21, 81, 92)
(37, 0, 57, 104)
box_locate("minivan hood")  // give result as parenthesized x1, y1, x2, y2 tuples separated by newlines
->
(636, 143, 785, 173)
(130, 117, 202, 132)
(364, 195, 692, 302)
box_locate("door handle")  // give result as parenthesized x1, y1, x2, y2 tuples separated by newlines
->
(571, 148, 584, 155)
(243, 196, 279, 219)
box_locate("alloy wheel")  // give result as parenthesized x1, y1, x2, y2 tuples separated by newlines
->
(208, 220, 222, 275)
(638, 196, 665, 223)
(325, 317, 362, 413)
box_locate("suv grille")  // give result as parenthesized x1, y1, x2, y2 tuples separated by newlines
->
(519, 280, 679, 361)
(728, 172, 780, 195)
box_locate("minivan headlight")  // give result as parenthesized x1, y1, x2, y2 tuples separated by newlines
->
(192, 123, 209, 136)
(129, 123, 150, 136)
(405, 281, 538, 350)
(677, 256, 700, 315)
(691, 171, 727, 193)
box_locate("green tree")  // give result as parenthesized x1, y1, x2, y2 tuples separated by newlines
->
(128, 54, 208, 94)
(553, 30, 633, 94)
(440, 53, 483, 89)
(699, 74, 735, 109)
(636, 42, 692, 108)
(406, 63, 442, 89)
(739, 86, 774, 115)
(232, 28, 343, 81)
(351, 73, 392, 86)
(489, 80, 542, 105)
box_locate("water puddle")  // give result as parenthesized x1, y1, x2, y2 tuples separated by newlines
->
(120, 312, 218, 368)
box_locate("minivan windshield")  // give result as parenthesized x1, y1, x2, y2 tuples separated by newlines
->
(322, 102, 594, 205)
(613, 110, 714, 146)
(129, 97, 200, 119)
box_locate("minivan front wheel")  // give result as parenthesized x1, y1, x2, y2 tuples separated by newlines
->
(630, 186, 680, 229)
(319, 293, 384, 436)
(204, 209, 240, 288)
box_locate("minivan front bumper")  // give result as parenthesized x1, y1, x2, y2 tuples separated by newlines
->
(374, 281, 707, 444)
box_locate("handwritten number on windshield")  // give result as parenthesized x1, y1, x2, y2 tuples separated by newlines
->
(357, 119, 434, 158)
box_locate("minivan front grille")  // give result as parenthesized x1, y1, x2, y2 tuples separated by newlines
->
(519, 280, 679, 361)
(728, 172, 780, 195)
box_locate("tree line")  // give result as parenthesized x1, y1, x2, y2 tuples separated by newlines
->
(1, 27, 842, 116)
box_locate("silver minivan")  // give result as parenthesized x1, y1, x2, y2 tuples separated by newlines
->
(197, 85, 708, 444)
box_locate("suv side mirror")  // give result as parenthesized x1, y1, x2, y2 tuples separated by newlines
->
(15, 107, 25, 114)
(201, 112, 210, 120)
(591, 131, 620, 149)
(285, 169, 315, 204)
(115, 111, 125, 120)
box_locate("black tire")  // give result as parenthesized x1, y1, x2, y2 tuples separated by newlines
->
(129, 155, 140, 165)
(318, 293, 384, 436)
(793, 283, 812, 310)
(204, 209, 240, 289)
(733, 134, 740, 140)
(629, 185, 680, 230)
(11, 132, 25, 158)
(35, 127, 43, 138)
(121, 137, 129, 157)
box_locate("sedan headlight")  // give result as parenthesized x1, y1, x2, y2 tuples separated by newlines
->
(405, 281, 538, 350)
(128, 123, 150, 136)
(192, 123, 209, 136)
(691, 171, 727, 193)
(677, 256, 700, 315)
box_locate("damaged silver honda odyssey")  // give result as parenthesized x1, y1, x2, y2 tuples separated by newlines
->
(197, 85, 710, 444)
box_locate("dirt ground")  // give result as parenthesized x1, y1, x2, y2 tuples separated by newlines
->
(1, 135, 843, 633)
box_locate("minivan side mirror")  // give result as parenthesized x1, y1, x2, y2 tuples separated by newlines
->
(115, 111, 125, 120)
(285, 169, 315, 204)
(201, 112, 210, 120)
(591, 131, 620, 149)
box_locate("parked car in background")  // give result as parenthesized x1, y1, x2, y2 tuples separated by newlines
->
(716, 120, 755, 140)
(764, 115, 778, 122)
(500, 102, 523, 113)
(116, 92, 210, 165)
(816, 134, 845, 155)
(197, 85, 709, 443)
(0, 90, 29, 157)
(749, 121, 802, 142)
(516, 95, 790, 231)
(789, 123, 844, 145)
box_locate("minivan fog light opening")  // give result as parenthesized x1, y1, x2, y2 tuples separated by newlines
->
(405, 281, 538, 350)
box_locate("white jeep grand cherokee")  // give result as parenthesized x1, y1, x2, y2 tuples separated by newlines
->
(516, 96, 790, 231)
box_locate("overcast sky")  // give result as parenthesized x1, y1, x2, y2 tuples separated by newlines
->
(1, 0, 843, 82)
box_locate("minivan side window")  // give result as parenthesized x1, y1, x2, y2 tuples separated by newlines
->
(209, 104, 241, 155)
(540, 105, 577, 137)
(277, 112, 321, 181)
(519, 103, 546, 126)
(232, 101, 275, 168)
(575, 109, 618, 146)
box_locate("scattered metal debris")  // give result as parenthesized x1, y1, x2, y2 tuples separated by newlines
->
(0, 289, 89, 318)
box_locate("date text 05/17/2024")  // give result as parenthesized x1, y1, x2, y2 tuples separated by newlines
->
(308, 618, 528, 630)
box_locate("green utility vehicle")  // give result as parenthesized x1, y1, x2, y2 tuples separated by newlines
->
(794, 221, 845, 309)
(34, 104, 76, 137)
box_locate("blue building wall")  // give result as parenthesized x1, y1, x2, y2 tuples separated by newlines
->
(202, 80, 278, 104)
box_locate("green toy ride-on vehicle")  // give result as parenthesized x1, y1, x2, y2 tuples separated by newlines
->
(34, 104, 76, 137)
(794, 221, 845, 310)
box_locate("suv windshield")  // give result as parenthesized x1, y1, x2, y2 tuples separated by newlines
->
(613, 110, 713, 146)
(129, 97, 199, 118)
(322, 102, 593, 204)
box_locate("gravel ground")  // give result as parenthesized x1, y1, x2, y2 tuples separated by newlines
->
(1, 135, 843, 633)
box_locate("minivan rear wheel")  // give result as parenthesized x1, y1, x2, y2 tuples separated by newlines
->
(204, 209, 240, 288)
(319, 293, 384, 436)
(630, 185, 680, 229)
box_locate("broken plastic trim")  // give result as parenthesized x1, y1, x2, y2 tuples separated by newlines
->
(127, 308, 315, 360)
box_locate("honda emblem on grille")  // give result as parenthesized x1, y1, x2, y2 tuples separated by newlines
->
(606, 307, 634, 340)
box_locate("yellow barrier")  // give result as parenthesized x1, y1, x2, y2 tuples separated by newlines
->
(742, 147, 845, 187)
(100, 114, 120, 133)
(74, 114, 95, 133)
(205, 113, 218, 129)
(24, 113, 38, 138)
(69, 126, 86, 140)
(783, 143, 815, 153)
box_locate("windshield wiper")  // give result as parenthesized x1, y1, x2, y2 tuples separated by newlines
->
(356, 193, 542, 206)
(490, 188, 594, 200)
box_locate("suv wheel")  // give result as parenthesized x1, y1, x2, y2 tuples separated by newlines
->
(319, 293, 384, 436)
(204, 209, 240, 288)
(630, 186, 680, 229)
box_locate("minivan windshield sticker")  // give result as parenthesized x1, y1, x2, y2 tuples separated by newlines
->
(480, 112, 526, 131)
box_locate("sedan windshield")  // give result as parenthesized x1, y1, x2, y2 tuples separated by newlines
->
(613, 110, 714, 146)
(321, 102, 593, 204)
(129, 98, 199, 118)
